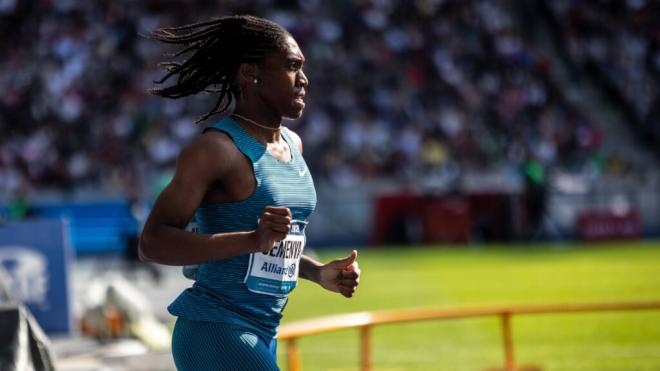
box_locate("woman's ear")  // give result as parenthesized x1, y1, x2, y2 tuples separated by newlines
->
(238, 63, 259, 86)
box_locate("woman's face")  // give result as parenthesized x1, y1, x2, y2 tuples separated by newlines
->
(255, 36, 309, 119)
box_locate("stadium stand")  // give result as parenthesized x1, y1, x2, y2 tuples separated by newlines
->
(1, 0, 658, 245)
(546, 1, 660, 151)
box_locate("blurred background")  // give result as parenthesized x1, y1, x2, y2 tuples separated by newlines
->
(0, 0, 659, 370)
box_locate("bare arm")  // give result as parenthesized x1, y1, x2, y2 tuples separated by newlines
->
(299, 255, 322, 282)
(139, 132, 291, 266)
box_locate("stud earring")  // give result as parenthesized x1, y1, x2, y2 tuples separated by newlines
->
(253, 79, 258, 84)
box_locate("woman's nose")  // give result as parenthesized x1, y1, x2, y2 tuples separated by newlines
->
(298, 70, 309, 87)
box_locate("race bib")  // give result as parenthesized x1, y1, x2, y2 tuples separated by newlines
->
(244, 220, 308, 296)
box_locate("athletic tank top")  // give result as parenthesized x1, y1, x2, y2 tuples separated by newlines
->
(168, 116, 317, 341)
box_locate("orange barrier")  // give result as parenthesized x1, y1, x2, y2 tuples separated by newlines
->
(278, 301, 660, 371)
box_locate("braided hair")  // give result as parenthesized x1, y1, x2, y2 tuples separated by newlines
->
(148, 15, 292, 123)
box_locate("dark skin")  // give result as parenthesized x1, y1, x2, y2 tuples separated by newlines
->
(139, 36, 360, 298)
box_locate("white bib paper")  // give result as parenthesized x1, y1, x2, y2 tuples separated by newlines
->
(244, 220, 308, 296)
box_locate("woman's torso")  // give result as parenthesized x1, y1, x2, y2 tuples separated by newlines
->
(168, 117, 317, 341)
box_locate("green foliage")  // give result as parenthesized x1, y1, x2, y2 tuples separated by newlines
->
(279, 242, 660, 370)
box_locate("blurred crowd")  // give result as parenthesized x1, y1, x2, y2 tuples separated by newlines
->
(0, 0, 653, 198)
(549, 0, 660, 153)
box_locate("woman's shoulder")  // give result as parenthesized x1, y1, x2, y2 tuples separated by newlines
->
(176, 130, 243, 175)
(189, 129, 241, 157)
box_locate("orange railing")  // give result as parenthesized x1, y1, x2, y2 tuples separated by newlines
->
(278, 301, 660, 371)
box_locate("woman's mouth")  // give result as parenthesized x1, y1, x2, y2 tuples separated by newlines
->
(294, 93, 305, 107)
(293, 86, 305, 109)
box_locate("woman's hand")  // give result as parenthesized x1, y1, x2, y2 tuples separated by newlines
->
(251, 206, 292, 253)
(318, 250, 361, 298)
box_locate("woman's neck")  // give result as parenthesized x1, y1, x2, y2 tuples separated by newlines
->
(231, 110, 282, 144)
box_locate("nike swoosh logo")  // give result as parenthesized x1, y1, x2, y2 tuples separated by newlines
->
(298, 169, 307, 177)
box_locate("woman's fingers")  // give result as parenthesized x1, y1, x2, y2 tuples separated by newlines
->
(262, 220, 290, 234)
(264, 206, 292, 218)
(340, 270, 359, 279)
(261, 210, 292, 237)
(340, 278, 358, 287)
(262, 212, 291, 223)
(339, 286, 356, 298)
(338, 264, 360, 298)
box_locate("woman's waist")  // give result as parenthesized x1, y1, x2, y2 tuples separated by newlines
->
(171, 281, 288, 319)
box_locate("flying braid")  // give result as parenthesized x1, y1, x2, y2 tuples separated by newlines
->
(148, 15, 291, 123)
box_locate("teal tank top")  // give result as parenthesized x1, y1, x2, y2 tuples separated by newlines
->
(168, 117, 317, 341)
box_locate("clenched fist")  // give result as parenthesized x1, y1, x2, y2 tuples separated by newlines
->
(251, 206, 292, 253)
